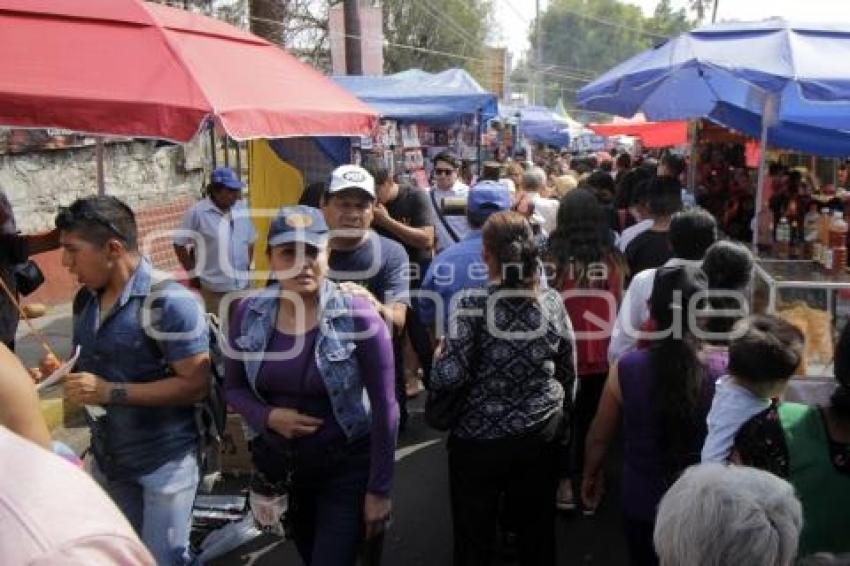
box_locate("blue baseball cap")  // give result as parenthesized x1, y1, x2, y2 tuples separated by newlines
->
(468, 182, 512, 218)
(267, 206, 328, 248)
(211, 166, 245, 190)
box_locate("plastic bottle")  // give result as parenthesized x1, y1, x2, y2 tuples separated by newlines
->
(804, 205, 820, 261)
(776, 217, 791, 260)
(757, 206, 774, 254)
(830, 210, 848, 275)
(818, 208, 832, 267)
(830, 210, 848, 248)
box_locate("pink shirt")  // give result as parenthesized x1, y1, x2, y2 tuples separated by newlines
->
(0, 426, 154, 565)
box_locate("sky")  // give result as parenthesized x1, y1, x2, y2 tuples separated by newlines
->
(494, 0, 850, 61)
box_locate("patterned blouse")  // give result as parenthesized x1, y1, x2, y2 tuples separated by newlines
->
(430, 285, 576, 440)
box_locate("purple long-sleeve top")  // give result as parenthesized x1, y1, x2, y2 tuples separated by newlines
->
(224, 295, 398, 496)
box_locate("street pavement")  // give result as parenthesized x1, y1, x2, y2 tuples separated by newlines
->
(16, 306, 630, 566)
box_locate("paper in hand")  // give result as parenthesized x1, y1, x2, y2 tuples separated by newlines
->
(36, 345, 81, 392)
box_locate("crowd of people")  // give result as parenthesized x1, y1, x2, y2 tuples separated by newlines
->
(0, 145, 849, 566)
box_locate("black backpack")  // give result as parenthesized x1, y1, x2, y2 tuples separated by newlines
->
(72, 280, 227, 480)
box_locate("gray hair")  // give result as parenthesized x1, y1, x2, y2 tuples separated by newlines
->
(522, 167, 546, 192)
(654, 464, 802, 566)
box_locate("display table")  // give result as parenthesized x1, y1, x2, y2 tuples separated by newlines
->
(753, 259, 850, 313)
(752, 259, 850, 377)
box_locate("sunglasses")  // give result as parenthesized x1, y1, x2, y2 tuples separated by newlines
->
(56, 205, 127, 241)
(434, 168, 455, 176)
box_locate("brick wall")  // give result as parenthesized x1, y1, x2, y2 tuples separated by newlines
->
(26, 196, 197, 306)
(136, 196, 195, 275)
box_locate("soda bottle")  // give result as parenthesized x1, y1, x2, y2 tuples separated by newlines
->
(776, 217, 791, 260)
(757, 205, 774, 254)
(803, 204, 820, 261)
(830, 210, 848, 275)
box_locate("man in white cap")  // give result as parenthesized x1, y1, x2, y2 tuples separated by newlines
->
(321, 165, 412, 428)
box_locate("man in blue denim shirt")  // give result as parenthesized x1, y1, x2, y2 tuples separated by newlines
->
(419, 185, 513, 334)
(56, 196, 210, 565)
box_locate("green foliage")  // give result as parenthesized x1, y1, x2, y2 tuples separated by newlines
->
(517, 0, 694, 112)
(382, 0, 494, 78)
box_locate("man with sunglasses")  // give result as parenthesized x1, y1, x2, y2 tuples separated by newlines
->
(429, 151, 471, 254)
(173, 166, 257, 320)
(54, 196, 210, 565)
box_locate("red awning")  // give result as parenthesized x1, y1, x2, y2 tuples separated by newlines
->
(589, 116, 688, 148)
(0, 0, 377, 142)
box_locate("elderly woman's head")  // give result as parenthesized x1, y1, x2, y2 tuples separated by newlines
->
(654, 463, 802, 566)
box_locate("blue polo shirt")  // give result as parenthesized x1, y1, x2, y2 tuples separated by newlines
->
(418, 231, 489, 332)
(72, 257, 209, 479)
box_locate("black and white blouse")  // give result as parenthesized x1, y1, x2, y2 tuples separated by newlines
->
(431, 285, 576, 440)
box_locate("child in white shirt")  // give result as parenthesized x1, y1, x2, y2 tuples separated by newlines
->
(702, 315, 805, 463)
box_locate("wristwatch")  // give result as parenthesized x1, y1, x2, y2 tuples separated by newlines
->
(109, 383, 128, 405)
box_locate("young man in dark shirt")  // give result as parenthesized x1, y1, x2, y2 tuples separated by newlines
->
(369, 167, 435, 393)
(321, 165, 412, 428)
(625, 176, 683, 278)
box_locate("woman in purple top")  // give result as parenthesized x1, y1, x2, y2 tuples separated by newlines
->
(224, 205, 399, 565)
(582, 265, 724, 566)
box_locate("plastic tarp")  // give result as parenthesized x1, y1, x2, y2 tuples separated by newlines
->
(333, 69, 498, 124)
(519, 106, 570, 148)
(589, 115, 688, 148)
(0, 0, 377, 142)
(577, 19, 850, 156)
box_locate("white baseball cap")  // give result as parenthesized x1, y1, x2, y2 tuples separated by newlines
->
(327, 165, 376, 200)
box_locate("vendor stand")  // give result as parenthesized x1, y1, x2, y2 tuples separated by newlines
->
(333, 69, 498, 186)
(578, 19, 850, 388)
(752, 259, 850, 376)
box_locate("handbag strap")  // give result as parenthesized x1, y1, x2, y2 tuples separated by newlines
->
(430, 189, 460, 246)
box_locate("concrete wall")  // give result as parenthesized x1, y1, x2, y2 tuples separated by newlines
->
(1, 140, 207, 305)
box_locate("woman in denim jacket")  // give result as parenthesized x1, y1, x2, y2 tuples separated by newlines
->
(224, 206, 398, 565)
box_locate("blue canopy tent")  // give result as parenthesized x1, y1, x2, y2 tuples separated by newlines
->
(332, 69, 498, 124)
(577, 19, 850, 246)
(500, 105, 571, 149)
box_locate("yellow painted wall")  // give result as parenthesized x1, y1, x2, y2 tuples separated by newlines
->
(248, 140, 304, 275)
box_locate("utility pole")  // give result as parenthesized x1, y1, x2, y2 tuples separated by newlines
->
(712, 0, 720, 23)
(535, 0, 542, 105)
(343, 0, 363, 75)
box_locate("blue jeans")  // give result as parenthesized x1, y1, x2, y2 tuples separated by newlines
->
(95, 450, 199, 565)
(254, 436, 379, 565)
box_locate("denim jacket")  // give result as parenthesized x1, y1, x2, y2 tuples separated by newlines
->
(234, 279, 372, 441)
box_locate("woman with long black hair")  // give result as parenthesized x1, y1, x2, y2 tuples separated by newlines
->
(546, 188, 627, 512)
(581, 265, 724, 566)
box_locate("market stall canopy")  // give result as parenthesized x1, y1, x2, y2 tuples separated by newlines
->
(333, 69, 498, 124)
(500, 105, 571, 148)
(588, 114, 688, 148)
(577, 19, 850, 156)
(0, 0, 378, 142)
(553, 98, 586, 134)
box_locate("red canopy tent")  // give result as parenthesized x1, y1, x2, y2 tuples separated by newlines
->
(588, 114, 688, 148)
(0, 0, 377, 142)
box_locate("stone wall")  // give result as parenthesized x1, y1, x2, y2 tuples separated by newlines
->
(1, 140, 208, 305)
(0, 140, 205, 232)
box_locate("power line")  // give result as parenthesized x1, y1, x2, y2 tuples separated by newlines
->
(411, 1, 473, 54)
(420, 0, 475, 48)
(248, 15, 598, 83)
(557, 6, 668, 40)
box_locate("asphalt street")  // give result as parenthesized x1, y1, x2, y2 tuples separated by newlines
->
(211, 398, 629, 566)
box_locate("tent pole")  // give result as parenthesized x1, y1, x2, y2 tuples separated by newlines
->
(96, 137, 106, 195)
(687, 119, 698, 193)
(753, 97, 775, 250)
(477, 110, 483, 176)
